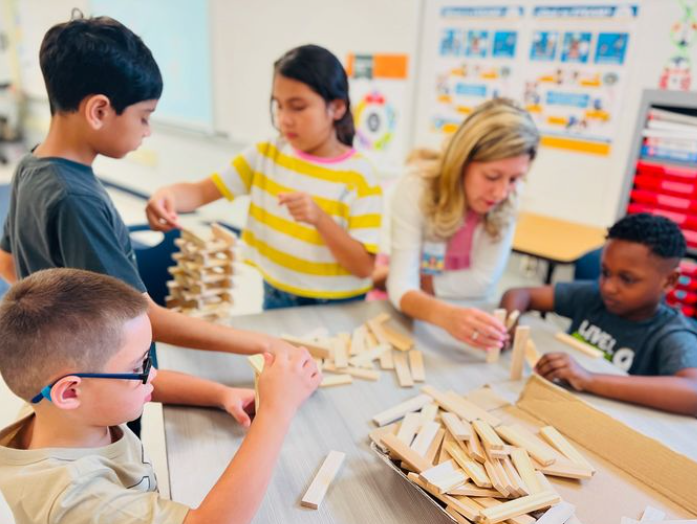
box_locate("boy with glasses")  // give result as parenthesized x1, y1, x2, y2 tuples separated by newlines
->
(0, 269, 320, 524)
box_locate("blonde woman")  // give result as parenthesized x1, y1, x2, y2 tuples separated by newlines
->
(386, 99, 540, 351)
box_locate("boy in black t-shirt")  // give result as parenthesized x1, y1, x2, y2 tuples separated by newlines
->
(0, 15, 302, 422)
(500, 213, 697, 416)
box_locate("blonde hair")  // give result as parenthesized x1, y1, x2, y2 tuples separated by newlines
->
(411, 98, 539, 241)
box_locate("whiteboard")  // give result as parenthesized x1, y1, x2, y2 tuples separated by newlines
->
(208, 0, 422, 144)
(90, 0, 214, 131)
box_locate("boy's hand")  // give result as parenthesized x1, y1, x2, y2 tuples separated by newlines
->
(218, 387, 256, 427)
(278, 192, 325, 226)
(442, 305, 508, 351)
(535, 352, 594, 391)
(146, 188, 181, 231)
(258, 349, 321, 420)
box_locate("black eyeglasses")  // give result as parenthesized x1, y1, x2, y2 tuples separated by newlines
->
(31, 354, 153, 404)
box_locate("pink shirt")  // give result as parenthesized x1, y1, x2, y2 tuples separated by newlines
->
(444, 210, 481, 271)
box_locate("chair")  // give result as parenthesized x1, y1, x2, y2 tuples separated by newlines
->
(128, 225, 181, 306)
(573, 247, 602, 281)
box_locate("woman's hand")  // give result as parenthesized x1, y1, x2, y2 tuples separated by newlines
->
(441, 305, 508, 351)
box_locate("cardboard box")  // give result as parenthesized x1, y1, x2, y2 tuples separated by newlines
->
(373, 375, 697, 523)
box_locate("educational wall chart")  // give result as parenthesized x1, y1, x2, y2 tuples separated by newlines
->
(658, 0, 697, 91)
(346, 53, 409, 174)
(523, 5, 639, 156)
(425, 3, 639, 156)
(429, 6, 525, 135)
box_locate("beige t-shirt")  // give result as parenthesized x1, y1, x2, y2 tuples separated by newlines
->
(0, 414, 190, 524)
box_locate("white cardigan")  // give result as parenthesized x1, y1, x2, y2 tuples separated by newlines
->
(386, 173, 516, 310)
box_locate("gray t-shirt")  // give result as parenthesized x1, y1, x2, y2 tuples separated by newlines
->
(0, 154, 145, 292)
(554, 281, 697, 376)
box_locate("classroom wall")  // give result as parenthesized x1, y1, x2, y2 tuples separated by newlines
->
(7, 0, 697, 231)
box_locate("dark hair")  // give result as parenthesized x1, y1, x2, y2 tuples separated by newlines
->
(273, 44, 355, 147)
(608, 213, 686, 260)
(39, 15, 163, 115)
(0, 268, 149, 401)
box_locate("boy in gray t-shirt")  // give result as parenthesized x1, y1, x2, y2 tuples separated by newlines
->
(501, 213, 697, 416)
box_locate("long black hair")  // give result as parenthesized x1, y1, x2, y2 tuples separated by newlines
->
(273, 44, 355, 147)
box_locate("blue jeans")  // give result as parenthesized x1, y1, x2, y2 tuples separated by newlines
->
(263, 281, 366, 310)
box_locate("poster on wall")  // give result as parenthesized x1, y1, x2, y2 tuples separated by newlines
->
(523, 5, 639, 156)
(658, 0, 697, 91)
(422, 3, 639, 157)
(428, 5, 525, 135)
(346, 53, 409, 175)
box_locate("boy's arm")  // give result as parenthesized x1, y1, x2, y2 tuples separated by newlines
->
(499, 286, 555, 315)
(146, 296, 292, 356)
(146, 179, 222, 231)
(0, 249, 17, 284)
(535, 353, 697, 416)
(151, 370, 255, 426)
(183, 350, 321, 524)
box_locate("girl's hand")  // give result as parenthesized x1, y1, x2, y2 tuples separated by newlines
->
(146, 188, 181, 231)
(535, 352, 594, 391)
(442, 305, 508, 351)
(218, 387, 257, 427)
(278, 192, 325, 226)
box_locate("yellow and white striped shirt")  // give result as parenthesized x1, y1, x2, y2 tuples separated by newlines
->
(211, 139, 383, 299)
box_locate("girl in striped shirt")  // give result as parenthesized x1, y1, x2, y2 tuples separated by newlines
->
(146, 45, 382, 309)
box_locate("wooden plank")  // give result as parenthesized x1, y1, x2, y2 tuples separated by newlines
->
(333, 338, 349, 369)
(349, 325, 366, 356)
(280, 334, 333, 360)
(465, 387, 510, 412)
(366, 315, 391, 345)
(425, 428, 446, 466)
(348, 344, 390, 368)
(484, 460, 511, 497)
(501, 456, 529, 497)
(368, 422, 398, 451)
(419, 460, 458, 485)
(506, 309, 520, 330)
(408, 350, 426, 381)
(487, 309, 508, 363)
(554, 332, 604, 359)
(247, 354, 265, 375)
(468, 429, 487, 464)
(420, 402, 439, 423)
(322, 362, 380, 381)
(449, 483, 506, 498)
(438, 431, 456, 465)
(510, 326, 530, 381)
(536, 501, 576, 524)
(381, 322, 414, 351)
(535, 471, 558, 496)
(533, 458, 594, 480)
(475, 498, 537, 524)
(379, 347, 395, 370)
(382, 433, 433, 473)
(442, 412, 473, 441)
(473, 420, 506, 452)
(394, 351, 414, 387)
(495, 425, 557, 467)
(211, 222, 236, 245)
(372, 394, 432, 426)
(539, 426, 595, 473)
(525, 339, 541, 369)
(319, 374, 353, 388)
(478, 491, 560, 524)
(446, 392, 502, 427)
(411, 421, 441, 457)
(445, 505, 474, 524)
(445, 442, 492, 489)
(396, 412, 422, 445)
(300, 450, 346, 509)
(510, 448, 543, 495)
(444, 494, 485, 523)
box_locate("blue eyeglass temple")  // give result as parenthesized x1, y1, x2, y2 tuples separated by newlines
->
(31, 355, 153, 404)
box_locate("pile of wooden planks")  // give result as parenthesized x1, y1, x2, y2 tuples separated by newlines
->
(278, 313, 424, 389)
(165, 224, 235, 321)
(370, 385, 594, 524)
